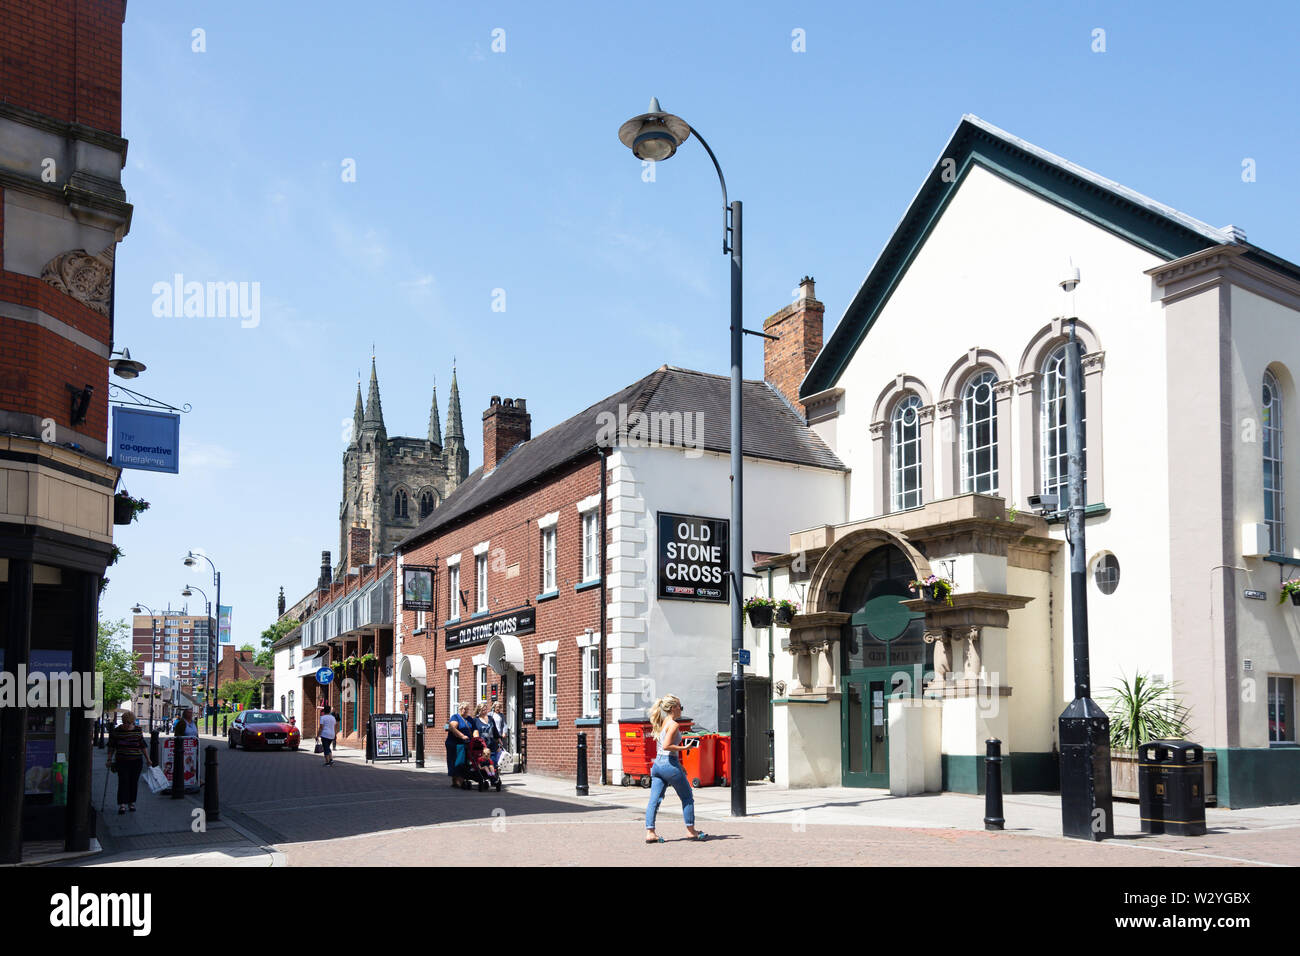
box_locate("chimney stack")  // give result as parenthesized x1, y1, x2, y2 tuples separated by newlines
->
(318, 551, 331, 591)
(348, 525, 372, 572)
(483, 396, 531, 471)
(763, 276, 824, 418)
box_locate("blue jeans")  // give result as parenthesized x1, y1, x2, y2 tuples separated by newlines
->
(645, 755, 694, 829)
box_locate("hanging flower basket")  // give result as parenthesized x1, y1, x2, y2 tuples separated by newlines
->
(774, 599, 800, 627)
(743, 596, 775, 628)
(1283, 580, 1300, 606)
(909, 575, 956, 607)
(113, 490, 150, 525)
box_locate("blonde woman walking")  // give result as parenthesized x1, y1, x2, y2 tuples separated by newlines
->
(644, 694, 705, 843)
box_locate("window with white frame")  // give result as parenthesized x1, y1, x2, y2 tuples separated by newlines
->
(1264, 371, 1284, 555)
(1041, 343, 1086, 501)
(542, 652, 557, 720)
(541, 526, 557, 593)
(415, 609, 426, 631)
(448, 561, 461, 620)
(582, 644, 600, 718)
(476, 664, 487, 704)
(582, 509, 599, 582)
(449, 667, 460, 716)
(476, 554, 488, 612)
(890, 394, 923, 511)
(1269, 675, 1295, 745)
(961, 369, 999, 494)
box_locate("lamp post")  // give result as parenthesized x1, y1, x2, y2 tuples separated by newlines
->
(181, 584, 210, 732)
(618, 99, 747, 816)
(1055, 266, 1114, 840)
(131, 603, 159, 731)
(183, 551, 221, 737)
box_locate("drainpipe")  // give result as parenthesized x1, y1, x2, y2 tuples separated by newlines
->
(599, 448, 609, 785)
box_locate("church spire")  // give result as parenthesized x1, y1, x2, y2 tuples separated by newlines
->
(428, 380, 443, 451)
(442, 363, 469, 484)
(350, 381, 363, 447)
(363, 356, 386, 431)
(445, 364, 464, 441)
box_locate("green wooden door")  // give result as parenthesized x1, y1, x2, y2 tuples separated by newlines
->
(842, 667, 898, 788)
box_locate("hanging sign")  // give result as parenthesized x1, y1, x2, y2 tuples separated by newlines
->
(218, 606, 233, 644)
(402, 566, 434, 611)
(112, 406, 180, 474)
(657, 512, 729, 603)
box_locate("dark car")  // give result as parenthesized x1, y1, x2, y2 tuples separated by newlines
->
(228, 710, 301, 751)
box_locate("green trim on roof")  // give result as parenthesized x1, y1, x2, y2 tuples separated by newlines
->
(802, 122, 1223, 398)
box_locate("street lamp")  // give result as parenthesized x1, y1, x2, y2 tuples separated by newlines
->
(131, 603, 159, 731)
(181, 584, 210, 731)
(183, 550, 221, 736)
(618, 98, 748, 817)
(1055, 266, 1114, 840)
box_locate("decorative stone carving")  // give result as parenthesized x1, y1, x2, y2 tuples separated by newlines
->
(40, 246, 114, 316)
(918, 404, 935, 425)
(783, 611, 849, 697)
(1081, 351, 1106, 374)
(868, 421, 887, 440)
(1015, 372, 1037, 395)
(993, 379, 1016, 401)
(963, 626, 982, 678)
(924, 629, 950, 681)
(935, 399, 957, 418)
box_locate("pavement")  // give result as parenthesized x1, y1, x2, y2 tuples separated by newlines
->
(22, 733, 1300, 867)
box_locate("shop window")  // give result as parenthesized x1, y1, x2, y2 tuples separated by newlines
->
(1269, 676, 1295, 745)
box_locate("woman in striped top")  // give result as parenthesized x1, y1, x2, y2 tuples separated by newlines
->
(107, 710, 154, 813)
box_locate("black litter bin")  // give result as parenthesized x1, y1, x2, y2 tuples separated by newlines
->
(1137, 739, 1206, 836)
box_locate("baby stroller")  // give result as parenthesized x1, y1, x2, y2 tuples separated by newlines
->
(464, 736, 502, 792)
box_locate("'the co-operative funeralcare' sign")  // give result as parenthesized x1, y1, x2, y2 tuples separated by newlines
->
(111, 406, 180, 474)
(657, 511, 729, 603)
(444, 606, 536, 650)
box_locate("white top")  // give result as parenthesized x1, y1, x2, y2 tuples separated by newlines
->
(319, 714, 337, 740)
(657, 723, 677, 755)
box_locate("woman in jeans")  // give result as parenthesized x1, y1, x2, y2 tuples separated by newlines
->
(644, 694, 706, 843)
(106, 710, 153, 813)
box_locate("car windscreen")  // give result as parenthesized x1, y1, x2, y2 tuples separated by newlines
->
(244, 712, 288, 724)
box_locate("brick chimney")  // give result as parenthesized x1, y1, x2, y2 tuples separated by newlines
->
(763, 276, 824, 418)
(318, 551, 332, 591)
(348, 525, 372, 572)
(483, 396, 531, 471)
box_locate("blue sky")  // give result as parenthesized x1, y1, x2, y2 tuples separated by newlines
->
(104, 0, 1300, 647)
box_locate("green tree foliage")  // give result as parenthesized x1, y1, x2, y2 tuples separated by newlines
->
(256, 617, 298, 670)
(216, 676, 263, 710)
(96, 618, 138, 709)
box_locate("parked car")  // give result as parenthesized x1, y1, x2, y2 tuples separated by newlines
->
(228, 710, 301, 751)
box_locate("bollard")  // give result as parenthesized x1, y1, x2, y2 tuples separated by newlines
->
(984, 738, 1005, 831)
(149, 728, 160, 766)
(203, 745, 220, 821)
(171, 724, 186, 799)
(576, 732, 589, 796)
(415, 725, 425, 768)
(222, 715, 227, 735)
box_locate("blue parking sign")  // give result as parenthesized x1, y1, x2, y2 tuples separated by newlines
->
(316, 667, 334, 685)
(738, 649, 751, 666)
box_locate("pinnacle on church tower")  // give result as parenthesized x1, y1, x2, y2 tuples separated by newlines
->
(428, 381, 443, 451)
(442, 364, 469, 483)
(350, 382, 363, 447)
(363, 356, 387, 439)
(446, 365, 464, 441)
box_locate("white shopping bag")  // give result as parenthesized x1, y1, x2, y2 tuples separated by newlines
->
(144, 765, 168, 794)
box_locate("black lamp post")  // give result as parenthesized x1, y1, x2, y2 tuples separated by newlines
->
(184, 551, 221, 737)
(181, 584, 210, 731)
(131, 602, 159, 731)
(1056, 266, 1114, 840)
(618, 98, 747, 817)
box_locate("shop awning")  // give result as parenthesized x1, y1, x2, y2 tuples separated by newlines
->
(399, 654, 427, 687)
(486, 634, 523, 675)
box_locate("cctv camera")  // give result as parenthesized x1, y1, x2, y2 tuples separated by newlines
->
(1027, 494, 1059, 514)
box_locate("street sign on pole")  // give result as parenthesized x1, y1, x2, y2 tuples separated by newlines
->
(316, 667, 333, 685)
(738, 649, 751, 667)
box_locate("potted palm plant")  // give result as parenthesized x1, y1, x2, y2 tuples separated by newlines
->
(1101, 671, 1201, 800)
(774, 599, 800, 627)
(743, 596, 775, 628)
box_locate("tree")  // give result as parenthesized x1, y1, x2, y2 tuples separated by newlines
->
(256, 617, 298, 670)
(96, 618, 138, 710)
(216, 676, 262, 710)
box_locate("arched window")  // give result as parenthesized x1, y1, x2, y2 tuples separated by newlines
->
(393, 488, 408, 519)
(1264, 370, 1284, 554)
(1040, 344, 1086, 501)
(419, 490, 435, 519)
(891, 394, 923, 511)
(961, 369, 998, 494)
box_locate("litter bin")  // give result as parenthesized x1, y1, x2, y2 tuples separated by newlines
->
(619, 719, 694, 787)
(679, 733, 717, 788)
(714, 732, 732, 787)
(1138, 739, 1207, 836)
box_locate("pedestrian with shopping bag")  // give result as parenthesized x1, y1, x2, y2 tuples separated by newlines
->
(318, 705, 337, 766)
(643, 694, 706, 843)
(106, 710, 154, 814)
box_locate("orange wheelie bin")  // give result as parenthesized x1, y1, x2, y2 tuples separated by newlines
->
(713, 733, 732, 787)
(620, 718, 694, 787)
(679, 732, 717, 788)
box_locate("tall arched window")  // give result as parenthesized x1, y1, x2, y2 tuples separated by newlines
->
(419, 490, 435, 519)
(961, 369, 998, 494)
(891, 394, 923, 511)
(1041, 344, 1086, 501)
(1264, 371, 1284, 555)
(393, 488, 408, 519)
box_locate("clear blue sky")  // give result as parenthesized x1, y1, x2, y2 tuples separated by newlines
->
(104, 0, 1300, 648)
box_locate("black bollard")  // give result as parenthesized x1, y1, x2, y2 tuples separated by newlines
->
(415, 725, 425, 768)
(984, 738, 1005, 831)
(576, 732, 589, 796)
(149, 729, 160, 766)
(171, 724, 186, 799)
(222, 715, 227, 735)
(203, 745, 220, 822)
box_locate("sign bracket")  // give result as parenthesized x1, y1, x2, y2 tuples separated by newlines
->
(108, 382, 192, 413)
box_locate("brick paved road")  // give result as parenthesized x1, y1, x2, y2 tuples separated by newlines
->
(214, 743, 1296, 866)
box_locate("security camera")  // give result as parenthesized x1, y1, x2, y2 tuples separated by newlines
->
(1060, 266, 1080, 293)
(1027, 494, 1059, 514)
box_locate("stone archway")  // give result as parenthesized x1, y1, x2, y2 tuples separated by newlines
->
(806, 526, 931, 614)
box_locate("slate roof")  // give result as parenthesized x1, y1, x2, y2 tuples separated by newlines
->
(399, 365, 844, 552)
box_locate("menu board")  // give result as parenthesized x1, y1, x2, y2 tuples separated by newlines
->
(367, 713, 409, 762)
(162, 737, 200, 791)
(521, 674, 536, 725)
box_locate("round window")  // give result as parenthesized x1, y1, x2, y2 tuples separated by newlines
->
(1092, 552, 1120, 595)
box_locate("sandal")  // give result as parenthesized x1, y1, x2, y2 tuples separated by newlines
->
(691, 832, 708, 841)
(645, 835, 664, 844)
